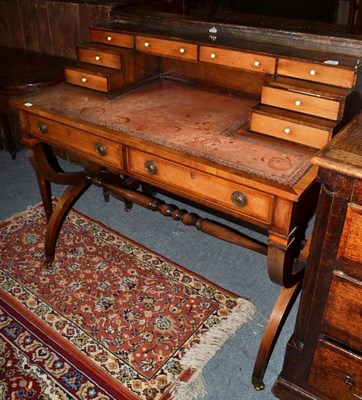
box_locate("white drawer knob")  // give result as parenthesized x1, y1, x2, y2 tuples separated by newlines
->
(107, 36, 112, 41)
(254, 60, 260, 67)
(295, 100, 301, 106)
(210, 53, 216, 59)
(144, 42, 150, 47)
(179, 48, 185, 54)
(81, 77, 87, 83)
(310, 69, 316, 76)
(284, 128, 291, 134)
(95, 55, 100, 61)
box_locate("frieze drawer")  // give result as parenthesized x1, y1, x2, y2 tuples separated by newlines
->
(277, 59, 355, 89)
(308, 340, 362, 400)
(127, 148, 274, 223)
(250, 113, 331, 148)
(322, 272, 362, 352)
(27, 115, 123, 170)
(89, 28, 134, 49)
(199, 46, 276, 74)
(261, 86, 341, 120)
(135, 35, 198, 61)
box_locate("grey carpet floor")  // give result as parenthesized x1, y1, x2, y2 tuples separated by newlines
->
(0, 149, 307, 400)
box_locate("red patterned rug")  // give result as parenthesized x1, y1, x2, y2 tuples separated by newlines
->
(0, 203, 255, 400)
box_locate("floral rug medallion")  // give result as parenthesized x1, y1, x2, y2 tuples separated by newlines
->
(0, 203, 256, 400)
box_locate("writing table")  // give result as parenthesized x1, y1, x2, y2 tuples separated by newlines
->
(10, 9, 362, 394)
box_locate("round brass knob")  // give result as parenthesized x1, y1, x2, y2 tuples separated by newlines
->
(144, 160, 157, 175)
(95, 142, 107, 156)
(38, 121, 47, 134)
(231, 191, 247, 207)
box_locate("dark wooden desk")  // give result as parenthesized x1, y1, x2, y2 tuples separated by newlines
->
(0, 47, 67, 158)
(10, 10, 362, 395)
(273, 112, 362, 400)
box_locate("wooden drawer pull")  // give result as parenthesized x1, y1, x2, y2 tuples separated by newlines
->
(144, 160, 157, 175)
(231, 191, 247, 207)
(38, 121, 47, 134)
(95, 142, 107, 156)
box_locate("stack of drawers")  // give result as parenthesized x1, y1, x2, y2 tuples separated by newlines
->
(250, 60, 355, 149)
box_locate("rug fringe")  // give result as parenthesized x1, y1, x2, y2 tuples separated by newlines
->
(170, 298, 256, 400)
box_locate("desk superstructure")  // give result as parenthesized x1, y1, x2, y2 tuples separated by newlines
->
(10, 9, 362, 395)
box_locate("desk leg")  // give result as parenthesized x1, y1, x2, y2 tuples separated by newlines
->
(252, 281, 303, 390)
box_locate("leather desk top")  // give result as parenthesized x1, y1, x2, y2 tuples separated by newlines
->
(19, 80, 314, 186)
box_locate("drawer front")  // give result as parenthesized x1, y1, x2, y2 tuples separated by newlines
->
(338, 204, 362, 268)
(199, 46, 276, 74)
(135, 35, 198, 61)
(261, 86, 341, 120)
(77, 47, 122, 70)
(250, 113, 331, 148)
(277, 58, 355, 88)
(323, 272, 362, 352)
(65, 67, 108, 92)
(127, 148, 274, 223)
(27, 115, 123, 170)
(308, 340, 362, 400)
(89, 28, 134, 49)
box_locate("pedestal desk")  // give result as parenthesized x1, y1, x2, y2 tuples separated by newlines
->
(10, 9, 362, 394)
(273, 112, 362, 400)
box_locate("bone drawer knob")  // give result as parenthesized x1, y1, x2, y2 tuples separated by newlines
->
(254, 61, 260, 67)
(95, 55, 100, 61)
(310, 69, 316, 75)
(144, 42, 150, 47)
(210, 53, 216, 59)
(81, 77, 87, 83)
(295, 100, 301, 106)
(284, 128, 291, 134)
(107, 36, 112, 41)
(179, 48, 185, 54)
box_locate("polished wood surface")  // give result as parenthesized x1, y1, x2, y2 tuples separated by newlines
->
(10, 8, 362, 396)
(273, 113, 362, 400)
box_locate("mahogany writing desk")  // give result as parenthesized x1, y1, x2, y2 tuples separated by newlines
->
(10, 9, 362, 394)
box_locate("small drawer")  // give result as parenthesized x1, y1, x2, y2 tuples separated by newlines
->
(135, 35, 198, 61)
(65, 65, 124, 94)
(77, 45, 122, 69)
(323, 272, 362, 352)
(261, 86, 341, 120)
(308, 340, 362, 400)
(277, 58, 355, 89)
(27, 115, 123, 170)
(199, 46, 276, 74)
(89, 28, 134, 49)
(127, 148, 274, 223)
(250, 113, 331, 148)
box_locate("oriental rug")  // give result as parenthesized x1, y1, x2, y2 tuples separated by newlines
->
(0, 203, 256, 400)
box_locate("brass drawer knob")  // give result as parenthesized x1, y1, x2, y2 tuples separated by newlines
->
(37, 121, 47, 134)
(95, 142, 107, 156)
(145, 160, 157, 175)
(231, 191, 247, 207)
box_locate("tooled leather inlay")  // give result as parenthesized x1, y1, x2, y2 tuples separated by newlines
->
(25, 81, 314, 186)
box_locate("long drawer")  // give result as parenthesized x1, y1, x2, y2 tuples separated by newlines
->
(126, 148, 274, 223)
(135, 35, 198, 61)
(27, 115, 123, 170)
(199, 46, 276, 74)
(308, 340, 362, 400)
(261, 86, 341, 120)
(322, 271, 362, 352)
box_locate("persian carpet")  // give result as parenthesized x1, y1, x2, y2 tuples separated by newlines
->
(0, 203, 256, 400)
